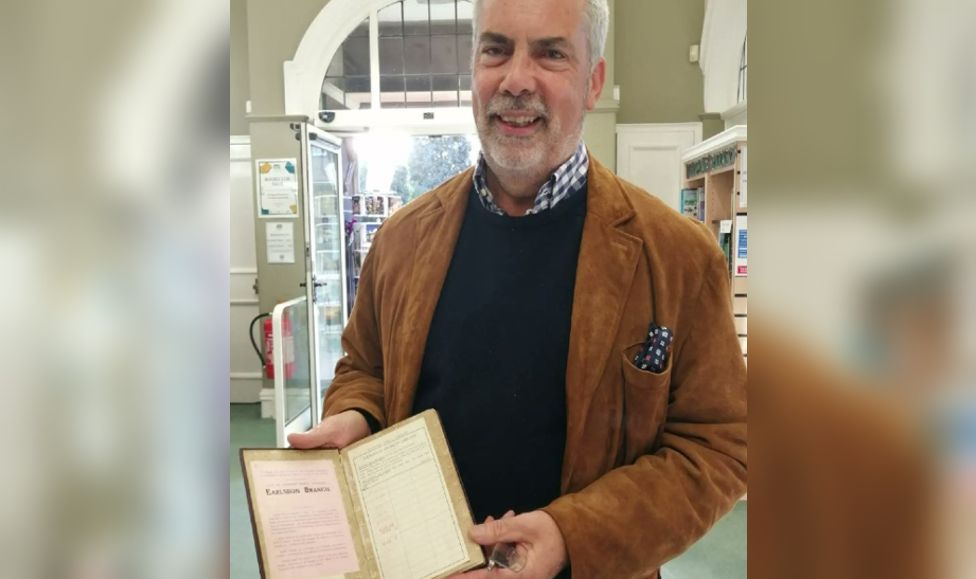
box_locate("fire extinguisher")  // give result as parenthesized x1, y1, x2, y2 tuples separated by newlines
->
(262, 317, 275, 379)
(250, 313, 295, 380)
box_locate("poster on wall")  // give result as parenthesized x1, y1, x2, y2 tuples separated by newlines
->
(266, 222, 295, 264)
(256, 158, 299, 218)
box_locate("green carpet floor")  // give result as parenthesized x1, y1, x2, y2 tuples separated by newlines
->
(230, 403, 275, 579)
(662, 500, 747, 579)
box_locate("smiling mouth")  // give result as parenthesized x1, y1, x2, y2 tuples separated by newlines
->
(492, 113, 543, 128)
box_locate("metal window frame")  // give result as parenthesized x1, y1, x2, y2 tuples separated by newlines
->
(324, 0, 473, 115)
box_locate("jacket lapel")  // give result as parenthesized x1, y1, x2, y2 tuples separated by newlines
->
(387, 170, 472, 422)
(561, 156, 643, 489)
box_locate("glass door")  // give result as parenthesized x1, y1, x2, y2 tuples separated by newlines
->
(300, 124, 347, 426)
(272, 296, 312, 447)
(343, 131, 479, 310)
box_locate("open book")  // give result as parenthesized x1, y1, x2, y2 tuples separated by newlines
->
(240, 409, 485, 579)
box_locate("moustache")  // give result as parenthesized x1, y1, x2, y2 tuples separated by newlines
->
(485, 94, 549, 119)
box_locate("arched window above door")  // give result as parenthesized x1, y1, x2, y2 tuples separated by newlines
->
(321, 0, 474, 112)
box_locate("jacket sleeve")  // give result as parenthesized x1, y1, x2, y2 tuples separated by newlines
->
(542, 248, 747, 578)
(321, 228, 389, 429)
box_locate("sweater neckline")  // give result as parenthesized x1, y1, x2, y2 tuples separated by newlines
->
(466, 183, 587, 229)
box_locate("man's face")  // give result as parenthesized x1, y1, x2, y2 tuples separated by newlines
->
(472, 0, 605, 175)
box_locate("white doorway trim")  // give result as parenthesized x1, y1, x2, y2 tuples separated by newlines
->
(284, 0, 476, 137)
(284, 0, 391, 116)
(230, 135, 264, 404)
(616, 123, 702, 210)
(284, 0, 475, 126)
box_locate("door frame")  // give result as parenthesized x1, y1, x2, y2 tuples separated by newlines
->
(616, 123, 703, 210)
(230, 135, 263, 403)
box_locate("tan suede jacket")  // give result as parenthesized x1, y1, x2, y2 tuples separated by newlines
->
(323, 155, 747, 578)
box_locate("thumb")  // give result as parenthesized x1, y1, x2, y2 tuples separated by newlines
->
(469, 514, 521, 545)
(287, 425, 334, 449)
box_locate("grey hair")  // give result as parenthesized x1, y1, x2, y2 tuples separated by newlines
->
(470, 0, 609, 69)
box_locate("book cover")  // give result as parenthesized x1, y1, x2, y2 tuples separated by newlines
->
(719, 219, 733, 271)
(240, 410, 485, 579)
(734, 215, 748, 276)
(680, 188, 700, 219)
(364, 195, 386, 216)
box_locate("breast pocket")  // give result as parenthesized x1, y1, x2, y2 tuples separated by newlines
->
(621, 341, 672, 463)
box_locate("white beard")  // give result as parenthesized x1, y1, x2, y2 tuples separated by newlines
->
(480, 128, 549, 172)
(474, 89, 586, 182)
(477, 93, 551, 174)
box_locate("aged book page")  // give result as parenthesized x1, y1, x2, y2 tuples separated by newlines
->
(241, 411, 482, 579)
(241, 449, 375, 579)
(341, 411, 482, 579)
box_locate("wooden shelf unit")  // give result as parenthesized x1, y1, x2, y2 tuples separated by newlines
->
(681, 125, 748, 361)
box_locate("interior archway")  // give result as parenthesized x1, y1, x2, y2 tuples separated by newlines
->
(284, 0, 475, 131)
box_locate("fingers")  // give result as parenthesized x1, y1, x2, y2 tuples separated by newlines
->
(467, 511, 565, 577)
(446, 569, 480, 579)
(449, 568, 518, 579)
(286, 410, 370, 449)
(469, 512, 524, 546)
(448, 561, 520, 579)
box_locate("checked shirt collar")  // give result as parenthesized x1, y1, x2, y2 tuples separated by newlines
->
(472, 141, 588, 216)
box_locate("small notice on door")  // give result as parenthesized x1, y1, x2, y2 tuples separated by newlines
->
(266, 222, 295, 264)
(256, 158, 299, 218)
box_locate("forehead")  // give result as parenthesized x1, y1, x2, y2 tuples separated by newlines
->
(478, 0, 587, 42)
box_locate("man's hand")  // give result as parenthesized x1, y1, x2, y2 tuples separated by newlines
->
(451, 510, 568, 578)
(286, 410, 370, 449)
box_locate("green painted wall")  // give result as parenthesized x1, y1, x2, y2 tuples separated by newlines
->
(614, 0, 707, 126)
(246, 0, 331, 117)
(230, 0, 250, 135)
(583, 111, 617, 169)
(583, 0, 618, 167)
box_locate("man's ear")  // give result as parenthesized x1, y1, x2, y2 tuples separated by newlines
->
(585, 57, 606, 110)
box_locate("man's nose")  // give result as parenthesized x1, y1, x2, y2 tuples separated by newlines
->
(497, 51, 537, 97)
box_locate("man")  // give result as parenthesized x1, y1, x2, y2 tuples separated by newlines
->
(290, 0, 747, 577)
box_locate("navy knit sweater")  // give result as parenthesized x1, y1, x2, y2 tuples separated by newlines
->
(412, 184, 587, 523)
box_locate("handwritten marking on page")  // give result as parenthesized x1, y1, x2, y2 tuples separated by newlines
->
(250, 459, 359, 578)
(346, 420, 466, 579)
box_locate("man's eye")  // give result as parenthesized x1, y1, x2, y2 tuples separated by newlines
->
(482, 46, 503, 56)
(546, 49, 566, 60)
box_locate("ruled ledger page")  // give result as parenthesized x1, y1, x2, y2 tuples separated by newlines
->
(343, 417, 467, 579)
